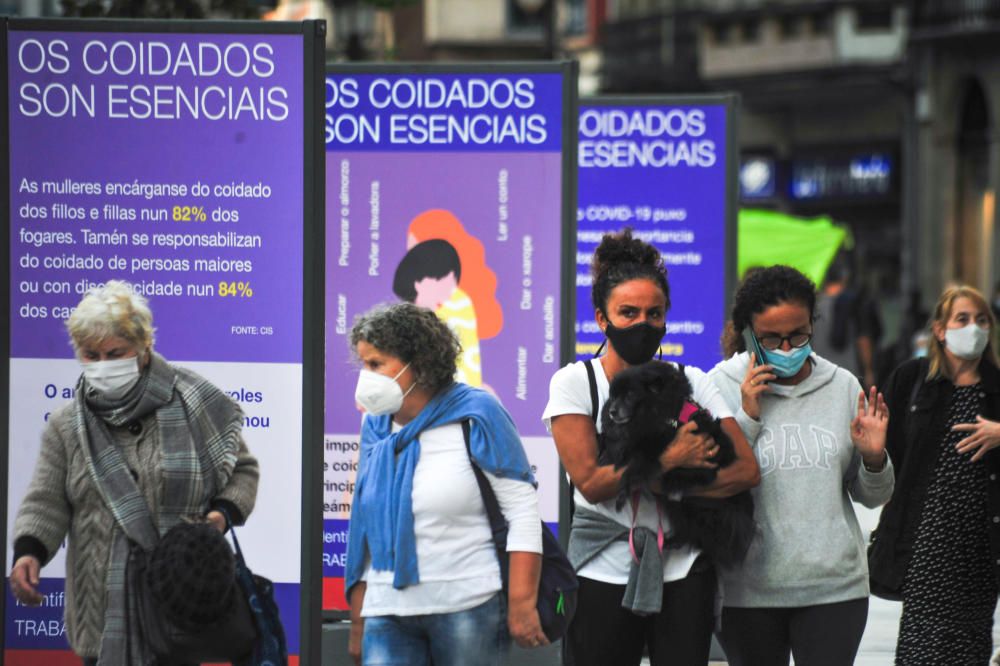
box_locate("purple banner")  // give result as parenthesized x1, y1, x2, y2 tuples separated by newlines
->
(325, 71, 565, 435)
(8, 30, 304, 363)
(576, 103, 730, 370)
(6, 26, 310, 660)
(3, 579, 301, 654)
(323, 69, 568, 610)
(325, 73, 563, 152)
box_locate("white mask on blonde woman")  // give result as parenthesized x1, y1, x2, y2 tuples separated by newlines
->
(83, 357, 141, 399)
(944, 323, 989, 361)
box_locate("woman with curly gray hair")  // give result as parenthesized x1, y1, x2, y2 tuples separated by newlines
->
(8, 280, 259, 666)
(344, 302, 545, 666)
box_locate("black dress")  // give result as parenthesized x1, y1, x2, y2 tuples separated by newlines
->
(896, 383, 998, 665)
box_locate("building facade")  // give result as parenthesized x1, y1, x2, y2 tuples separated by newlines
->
(603, 0, 1000, 316)
(372, 0, 1000, 320)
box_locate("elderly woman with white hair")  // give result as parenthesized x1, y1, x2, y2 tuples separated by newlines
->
(8, 280, 259, 666)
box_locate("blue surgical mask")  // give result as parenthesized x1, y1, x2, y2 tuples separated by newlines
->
(766, 344, 812, 378)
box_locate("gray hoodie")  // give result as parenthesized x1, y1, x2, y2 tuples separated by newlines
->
(708, 352, 894, 608)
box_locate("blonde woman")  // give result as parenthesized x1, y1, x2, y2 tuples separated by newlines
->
(8, 280, 259, 665)
(869, 285, 1000, 665)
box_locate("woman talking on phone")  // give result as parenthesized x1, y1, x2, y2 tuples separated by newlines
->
(708, 265, 894, 666)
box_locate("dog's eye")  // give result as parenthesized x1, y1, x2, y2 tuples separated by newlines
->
(648, 382, 662, 394)
(610, 410, 629, 424)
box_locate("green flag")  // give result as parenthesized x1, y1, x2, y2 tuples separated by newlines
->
(738, 208, 848, 286)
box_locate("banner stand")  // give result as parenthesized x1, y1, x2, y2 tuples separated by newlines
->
(323, 61, 578, 622)
(2, 18, 325, 664)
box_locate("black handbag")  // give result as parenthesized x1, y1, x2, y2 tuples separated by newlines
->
(228, 516, 289, 666)
(461, 420, 579, 642)
(867, 359, 926, 602)
(131, 522, 257, 663)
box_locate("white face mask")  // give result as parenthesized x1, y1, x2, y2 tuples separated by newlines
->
(354, 363, 414, 416)
(82, 356, 142, 400)
(944, 323, 990, 361)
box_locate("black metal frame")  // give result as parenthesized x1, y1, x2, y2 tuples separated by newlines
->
(323, 59, 579, 618)
(0, 18, 326, 665)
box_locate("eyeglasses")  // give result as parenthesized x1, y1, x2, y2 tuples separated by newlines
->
(755, 332, 812, 351)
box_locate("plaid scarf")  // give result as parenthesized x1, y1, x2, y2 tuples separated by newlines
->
(73, 352, 243, 666)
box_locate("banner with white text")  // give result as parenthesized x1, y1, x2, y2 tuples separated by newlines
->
(322, 64, 575, 611)
(575, 98, 737, 369)
(3, 20, 324, 665)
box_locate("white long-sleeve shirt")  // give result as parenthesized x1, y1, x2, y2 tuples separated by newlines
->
(362, 422, 542, 617)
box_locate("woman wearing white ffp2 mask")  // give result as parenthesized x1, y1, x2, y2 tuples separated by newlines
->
(870, 285, 1000, 665)
(354, 362, 415, 416)
(345, 302, 546, 666)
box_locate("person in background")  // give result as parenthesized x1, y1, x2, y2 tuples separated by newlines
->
(876, 289, 930, 389)
(709, 265, 892, 666)
(9, 280, 259, 666)
(869, 285, 1000, 665)
(812, 258, 882, 389)
(345, 302, 544, 666)
(543, 228, 759, 666)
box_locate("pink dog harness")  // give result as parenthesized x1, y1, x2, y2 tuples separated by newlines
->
(667, 400, 700, 428)
(627, 400, 703, 563)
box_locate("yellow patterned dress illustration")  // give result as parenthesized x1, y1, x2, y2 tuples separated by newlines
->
(437, 287, 482, 386)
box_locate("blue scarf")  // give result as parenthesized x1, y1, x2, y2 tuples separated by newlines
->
(345, 382, 535, 594)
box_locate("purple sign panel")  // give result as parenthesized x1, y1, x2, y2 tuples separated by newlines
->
(6, 26, 308, 661)
(8, 30, 304, 363)
(576, 102, 732, 371)
(323, 69, 569, 610)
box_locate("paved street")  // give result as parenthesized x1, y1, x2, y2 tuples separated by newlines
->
(657, 505, 1000, 666)
(852, 506, 1000, 666)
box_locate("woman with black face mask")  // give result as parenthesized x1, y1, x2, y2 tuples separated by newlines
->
(542, 228, 760, 666)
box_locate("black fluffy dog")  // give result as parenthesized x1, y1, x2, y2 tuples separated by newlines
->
(600, 360, 755, 566)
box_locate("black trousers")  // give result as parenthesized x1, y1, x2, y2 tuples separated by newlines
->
(563, 562, 716, 666)
(718, 598, 869, 666)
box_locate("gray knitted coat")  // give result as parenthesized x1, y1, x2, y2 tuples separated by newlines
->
(12, 401, 260, 658)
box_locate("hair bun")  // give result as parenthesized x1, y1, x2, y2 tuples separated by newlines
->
(591, 228, 662, 281)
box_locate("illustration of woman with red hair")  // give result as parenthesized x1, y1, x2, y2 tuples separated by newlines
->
(392, 209, 503, 387)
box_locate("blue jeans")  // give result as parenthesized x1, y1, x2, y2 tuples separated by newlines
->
(362, 593, 509, 666)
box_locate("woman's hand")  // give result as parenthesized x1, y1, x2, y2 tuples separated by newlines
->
(507, 551, 547, 649)
(10, 555, 43, 606)
(850, 386, 889, 469)
(954, 416, 1000, 462)
(348, 582, 366, 665)
(205, 510, 227, 533)
(659, 421, 718, 472)
(741, 352, 775, 421)
(508, 599, 549, 649)
(348, 617, 364, 665)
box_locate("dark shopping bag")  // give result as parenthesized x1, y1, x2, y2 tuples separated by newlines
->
(227, 515, 290, 666)
(133, 523, 257, 663)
